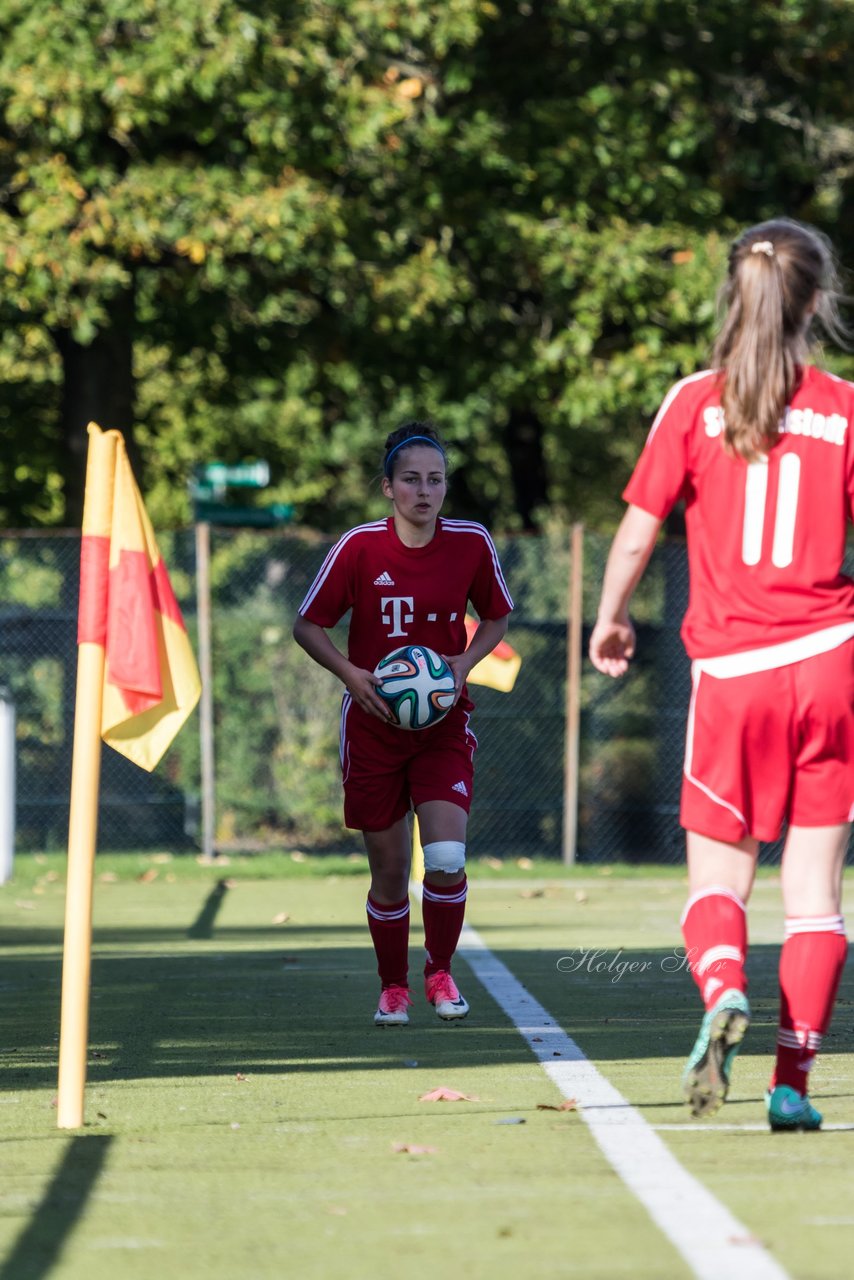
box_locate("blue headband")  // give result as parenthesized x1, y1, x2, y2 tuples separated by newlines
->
(383, 436, 446, 477)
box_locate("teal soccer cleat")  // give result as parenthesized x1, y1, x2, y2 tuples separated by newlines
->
(766, 1085, 822, 1132)
(682, 989, 751, 1118)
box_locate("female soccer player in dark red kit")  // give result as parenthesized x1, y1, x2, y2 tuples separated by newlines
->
(293, 422, 513, 1025)
(590, 219, 852, 1131)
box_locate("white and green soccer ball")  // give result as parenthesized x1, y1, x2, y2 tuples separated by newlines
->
(373, 644, 456, 729)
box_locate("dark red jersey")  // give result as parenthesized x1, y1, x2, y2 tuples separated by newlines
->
(297, 517, 514, 671)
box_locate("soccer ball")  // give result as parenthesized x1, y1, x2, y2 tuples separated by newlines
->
(373, 645, 456, 730)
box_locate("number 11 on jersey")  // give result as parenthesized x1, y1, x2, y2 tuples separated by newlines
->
(742, 454, 801, 569)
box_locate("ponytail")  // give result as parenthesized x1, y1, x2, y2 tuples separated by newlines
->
(712, 219, 844, 461)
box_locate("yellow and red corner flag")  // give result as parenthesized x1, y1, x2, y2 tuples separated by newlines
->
(58, 423, 200, 1130)
(79, 423, 201, 769)
(464, 615, 522, 693)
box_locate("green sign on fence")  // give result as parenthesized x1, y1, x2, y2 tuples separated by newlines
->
(195, 461, 270, 490)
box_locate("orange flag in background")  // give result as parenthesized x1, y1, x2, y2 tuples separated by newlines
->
(464, 615, 522, 693)
(77, 423, 201, 770)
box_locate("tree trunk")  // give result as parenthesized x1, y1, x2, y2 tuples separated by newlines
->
(503, 407, 548, 532)
(54, 286, 137, 528)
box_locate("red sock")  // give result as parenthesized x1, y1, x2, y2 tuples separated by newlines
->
(680, 887, 748, 1009)
(774, 915, 847, 1095)
(366, 894, 410, 989)
(422, 876, 467, 976)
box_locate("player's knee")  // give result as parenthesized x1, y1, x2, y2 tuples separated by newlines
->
(421, 841, 466, 873)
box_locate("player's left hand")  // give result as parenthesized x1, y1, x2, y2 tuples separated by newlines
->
(441, 652, 472, 704)
(588, 619, 636, 677)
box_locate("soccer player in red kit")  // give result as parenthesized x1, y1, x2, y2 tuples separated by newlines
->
(293, 422, 514, 1026)
(590, 219, 852, 1131)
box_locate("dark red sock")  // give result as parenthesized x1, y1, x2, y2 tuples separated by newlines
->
(680, 887, 748, 1009)
(366, 894, 410, 988)
(774, 915, 847, 1094)
(422, 876, 467, 977)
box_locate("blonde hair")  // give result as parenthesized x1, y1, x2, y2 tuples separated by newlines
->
(712, 218, 846, 461)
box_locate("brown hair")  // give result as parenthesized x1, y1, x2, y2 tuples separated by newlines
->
(382, 420, 447, 478)
(712, 218, 846, 461)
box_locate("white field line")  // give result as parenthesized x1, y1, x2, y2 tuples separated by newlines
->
(455, 918, 790, 1280)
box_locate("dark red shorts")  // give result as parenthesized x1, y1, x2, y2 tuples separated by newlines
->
(339, 697, 477, 832)
(681, 641, 854, 842)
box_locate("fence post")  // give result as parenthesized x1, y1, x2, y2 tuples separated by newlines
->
(0, 686, 15, 884)
(562, 523, 584, 864)
(195, 521, 217, 861)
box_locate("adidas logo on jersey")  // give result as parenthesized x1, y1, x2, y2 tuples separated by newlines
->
(451, 781, 469, 797)
(373, 571, 395, 587)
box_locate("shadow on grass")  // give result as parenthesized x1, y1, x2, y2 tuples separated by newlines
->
(0, 1135, 112, 1280)
(2, 888, 853, 1094)
(186, 878, 232, 939)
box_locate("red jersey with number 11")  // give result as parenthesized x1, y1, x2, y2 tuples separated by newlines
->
(624, 365, 854, 659)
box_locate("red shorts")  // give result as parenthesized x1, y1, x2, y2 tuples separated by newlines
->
(681, 640, 854, 842)
(339, 697, 478, 832)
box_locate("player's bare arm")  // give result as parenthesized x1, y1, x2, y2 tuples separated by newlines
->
(292, 614, 392, 721)
(589, 505, 661, 677)
(442, 614, 509, 698)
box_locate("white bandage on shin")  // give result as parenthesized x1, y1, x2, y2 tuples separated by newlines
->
(421, 841, 466, 873)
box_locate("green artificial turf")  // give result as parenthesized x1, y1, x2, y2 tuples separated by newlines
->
(1, 864, 852, 1279)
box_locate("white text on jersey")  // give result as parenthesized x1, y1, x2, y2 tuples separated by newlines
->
(703, 405, 848, 446)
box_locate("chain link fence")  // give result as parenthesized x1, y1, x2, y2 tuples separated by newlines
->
(2, 527, 852, 865)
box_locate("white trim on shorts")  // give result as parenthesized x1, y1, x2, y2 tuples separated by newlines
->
(339, 693, 353, 781)
(682, 666, 748, 829)
(462, 709, 478, 762)
(693, 622, 854, 679)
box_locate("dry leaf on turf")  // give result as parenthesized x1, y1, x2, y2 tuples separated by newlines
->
(536, 1099, 578, 1112)
(392, 1142, 437, 1155)
(137, 868, 159, 883)
(419, 1087, 480, 1103)
(235, 1073, 248, 1082)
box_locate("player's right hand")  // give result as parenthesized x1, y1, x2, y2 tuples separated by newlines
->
(588, 619, 636, 678)
(345, 667, 395, 722)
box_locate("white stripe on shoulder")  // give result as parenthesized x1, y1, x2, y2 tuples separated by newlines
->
(818, 368, 854, 392)
(298, 521, 387, 614)
(645, 370, 716, 447)
(441, 520, 513, 610)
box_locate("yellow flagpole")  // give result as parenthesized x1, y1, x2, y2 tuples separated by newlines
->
(57, 426, 116, 1130)
(411, 815, 425, 884)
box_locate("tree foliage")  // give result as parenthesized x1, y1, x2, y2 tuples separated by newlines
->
(1, 0, 852, 530)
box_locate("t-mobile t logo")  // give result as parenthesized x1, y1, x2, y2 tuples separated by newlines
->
(381, 596, 414, 637)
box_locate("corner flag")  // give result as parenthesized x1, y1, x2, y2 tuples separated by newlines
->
(78, 423, 200, 768)
(58, 423, 200, 1130)
(464, 615, 521, 693)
